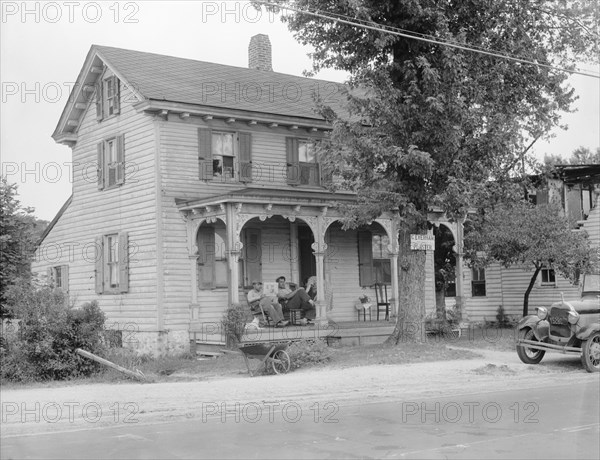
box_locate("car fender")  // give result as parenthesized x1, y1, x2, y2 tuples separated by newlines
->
(577, 323, 600, 341)
(517, 315, 549, 341)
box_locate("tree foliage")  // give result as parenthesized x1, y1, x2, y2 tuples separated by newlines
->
(268, 0, 597, 223)
(265, 0, 598, 340)
(545, 146, 600, 166)
(0, 178, 43, 317)
(464, 201, 596, 316)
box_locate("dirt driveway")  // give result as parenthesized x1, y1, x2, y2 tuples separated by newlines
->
(1, 347, 598, 438)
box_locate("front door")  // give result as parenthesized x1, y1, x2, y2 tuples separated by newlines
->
(298, 225, 316, 286)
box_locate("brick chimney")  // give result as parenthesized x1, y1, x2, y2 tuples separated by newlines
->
(248, 34, 272, 71)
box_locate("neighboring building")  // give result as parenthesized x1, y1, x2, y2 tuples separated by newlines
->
(461, 165, 600, 323)
(37, 37, 463, 354)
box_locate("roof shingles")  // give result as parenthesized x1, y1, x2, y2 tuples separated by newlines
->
(95, 45, 345, 120)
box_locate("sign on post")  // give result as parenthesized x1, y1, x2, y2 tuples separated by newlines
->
(410, 234, 435, 251)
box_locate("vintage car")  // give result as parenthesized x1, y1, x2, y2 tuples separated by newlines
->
(516, 273, 600, 372)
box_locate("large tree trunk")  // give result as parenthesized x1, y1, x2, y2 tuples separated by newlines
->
(386, 229, 427, 345)
(523, 266, 542, 317)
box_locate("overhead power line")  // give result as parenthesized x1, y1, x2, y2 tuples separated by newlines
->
(257, 1, 600, 79)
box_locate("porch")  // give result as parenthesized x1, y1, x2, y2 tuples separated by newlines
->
(178, 187, 402, 332)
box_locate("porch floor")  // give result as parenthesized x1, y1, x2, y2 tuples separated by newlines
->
(191, 319, 396, 349)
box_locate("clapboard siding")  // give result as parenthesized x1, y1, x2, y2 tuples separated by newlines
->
(159, 117, 325, 196)
(582, 198, 599, 248)
(32, 86, 160, 331)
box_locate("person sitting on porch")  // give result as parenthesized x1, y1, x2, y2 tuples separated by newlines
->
(276, 276, 316, 325)
(247, 280, 289, 328)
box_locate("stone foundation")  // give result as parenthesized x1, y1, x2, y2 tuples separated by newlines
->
(122, 329, 190, 357)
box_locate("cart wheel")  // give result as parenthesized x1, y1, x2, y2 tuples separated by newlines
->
(271, 350, 291, 374)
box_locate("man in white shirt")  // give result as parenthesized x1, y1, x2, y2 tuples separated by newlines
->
(276, 276, 316, 325)
(247, 280, 288, 327)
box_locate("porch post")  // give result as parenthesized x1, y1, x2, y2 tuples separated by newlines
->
(226, 203, 240, 305)
(313, 214, 328, 327)
(313, 247, 327, 326)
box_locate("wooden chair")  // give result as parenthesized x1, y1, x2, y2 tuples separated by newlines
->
(372, 283, 390, 321)
(247, 296, 272, 326)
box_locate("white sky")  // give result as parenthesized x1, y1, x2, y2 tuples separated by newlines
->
(1, 1, 599, 221)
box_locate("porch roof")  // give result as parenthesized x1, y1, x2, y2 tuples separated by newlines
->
(175, 187, 358, 211)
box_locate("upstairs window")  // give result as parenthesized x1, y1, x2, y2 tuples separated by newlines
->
(97, 135, 125, 190)
(198, 128, 252, 182)
(212, 132, 236, 179)
(541, 267, 556, 286)
(286, 138, 323, 186)
(471, 268, 486, 297)
(95, 74, 120, 121)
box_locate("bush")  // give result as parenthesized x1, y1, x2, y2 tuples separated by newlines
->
(287, 339, 332, 369)
(0, 280, 107, 382)
(221, 303, 249, 346)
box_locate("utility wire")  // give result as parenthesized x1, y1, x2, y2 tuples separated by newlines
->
(256, 1, 600, 79)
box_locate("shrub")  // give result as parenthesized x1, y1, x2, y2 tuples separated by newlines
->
(0, 280, 107, 382)
(221, 303, 249, 346)
(287, 339, 332, 369)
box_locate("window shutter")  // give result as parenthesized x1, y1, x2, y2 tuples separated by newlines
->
(358, 231, 374, 287)
(95, 82, 103, 121)
(95, 236, 104, 294)
(197, 226, 215, 289)
(97, 142, 105, 190)
(118, 232, 129, 293)
(198, 128, 213, 181)
(61, 265, 69, 293)
(116, 134, 125, 185)
(47, 267, 54, 286)
(238, 132, 253, 182)
(319, 144, 333, 186)
(112, 76, 120, 114)
(286, 137, 300, 185)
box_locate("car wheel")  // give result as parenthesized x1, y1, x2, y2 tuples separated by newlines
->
(581, 332, 600, 373)
(516, 328, 546, 364)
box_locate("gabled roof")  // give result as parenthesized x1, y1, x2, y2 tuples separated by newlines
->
(53, 45, 346, 143)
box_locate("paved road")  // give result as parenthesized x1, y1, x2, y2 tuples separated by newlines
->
(2, 380, 598, 459)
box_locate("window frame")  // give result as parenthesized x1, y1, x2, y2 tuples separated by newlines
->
(97, 134, 125, 190)
(95, 73, 120, 121)
(48, 265, 69, 293)
(211, 131, 237, 180)
(197, 223, 229, 290)
(198, 128, 252, 182)
(286, 137, 324, 187)
(358, 230, 392, 287)
(95, 232, 129, 294)
(540, 267, 556, 286)
(471, 267, 486, 297)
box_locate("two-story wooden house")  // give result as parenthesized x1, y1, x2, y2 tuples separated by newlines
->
(36, 36, 462, 354)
